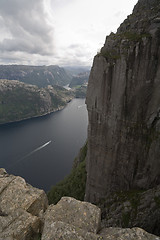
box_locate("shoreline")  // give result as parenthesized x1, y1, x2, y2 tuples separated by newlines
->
(0, 102, 69, 127)
(0, 97, 86, 126)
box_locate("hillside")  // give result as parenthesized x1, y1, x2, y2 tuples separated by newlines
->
(64, 66, 91, 77)
(0, 65, 71, 88)
(0, 79, 73, 124)
(69, 71, 89, 88)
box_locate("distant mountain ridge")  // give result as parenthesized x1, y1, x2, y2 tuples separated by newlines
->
(69, 71, 90, 88)
(64, 66, 91, 77)
(0, 65, 71, 88)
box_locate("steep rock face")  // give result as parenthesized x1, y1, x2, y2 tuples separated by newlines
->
(85, 0, 160, 203)
(100, 185, 160, 235)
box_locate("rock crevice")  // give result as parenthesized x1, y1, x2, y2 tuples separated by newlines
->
(85, 0, 160, 203)
(1, 169, 160, 239)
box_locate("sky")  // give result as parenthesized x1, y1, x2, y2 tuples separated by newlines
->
(0, 0, 138, 67)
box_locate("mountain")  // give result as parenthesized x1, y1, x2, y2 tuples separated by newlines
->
(0, 65, 71, 88)
(69, 71, 90, 88)
(0, 79, 73, 124)
(64, 66, 91, 77)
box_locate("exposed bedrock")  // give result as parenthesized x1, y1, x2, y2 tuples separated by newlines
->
(85, 0, 160, 203)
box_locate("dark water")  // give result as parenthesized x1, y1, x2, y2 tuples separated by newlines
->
(0, 99, 88, 192)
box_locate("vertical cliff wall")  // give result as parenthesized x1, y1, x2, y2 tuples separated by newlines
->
(85, 0, 160, 203)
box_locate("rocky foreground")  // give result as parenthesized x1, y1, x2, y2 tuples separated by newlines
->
(0, 169, 159, 240)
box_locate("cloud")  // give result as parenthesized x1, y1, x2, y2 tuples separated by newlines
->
(0, 0, 138, 67)
(0, 0, 54, 56)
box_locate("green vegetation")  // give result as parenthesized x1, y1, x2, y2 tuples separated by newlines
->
(98, 49, 121, 61)
(73, 141, 87, 168)
(118, 32, 151, 42)
(99, 189, 146, 228)
(122, 212, 131, 227)
(97, 31, 151, 61)
(154, 196, 160, 208)
(69, 72, 89, 88)
(0, 86, 42, 123)
(74, 86, 87, 98)
(47, 142, 87, 205)
(0, 77, 88, 124)
(109, 31, 151, 42)
(0, 80, 74, 124)
(115, 189, 143, 216)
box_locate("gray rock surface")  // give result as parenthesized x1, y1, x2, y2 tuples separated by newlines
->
(100, 185, 160, 236)
(0, 209, 40, 240)
(42, 196, 101, 237)
(85, 0, 160, 204)
(0, 168, 48, 216)
(42, 221, 99, 240)
(99, 227, 160, 240)
(0, 170, 159, 239)
(0, 168, 48, 240)
(42, 196, 160, 240)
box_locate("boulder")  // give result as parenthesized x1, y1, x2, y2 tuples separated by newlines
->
(43, 197, 101, 234)
(0, 168, 48, 216)
(42, 221, 99, 240)
(0, 170, 159, 240)
(101, 185, 160, 235)
(42, 196, 160, 240)
(0, 209, 40, 240)
(99, 227, 160, 240)
(0, 168, 48, 240)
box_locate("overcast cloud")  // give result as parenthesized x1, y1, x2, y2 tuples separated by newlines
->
(0, 0, 54, 56)
(0, 0, 138, 66)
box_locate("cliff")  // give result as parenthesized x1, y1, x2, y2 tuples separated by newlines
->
(85, 0, 160, 204)
(0, 169, 159, 240)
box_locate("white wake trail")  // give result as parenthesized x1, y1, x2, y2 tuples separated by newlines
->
(8, 141, 51, 167)
(29, 141, 51, 155)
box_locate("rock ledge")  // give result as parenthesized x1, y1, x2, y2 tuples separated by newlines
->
(0, 169, 160, 239)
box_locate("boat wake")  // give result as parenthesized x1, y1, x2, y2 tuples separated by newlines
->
(8, 141, 51, 167)
(23, 141, 51, 158)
